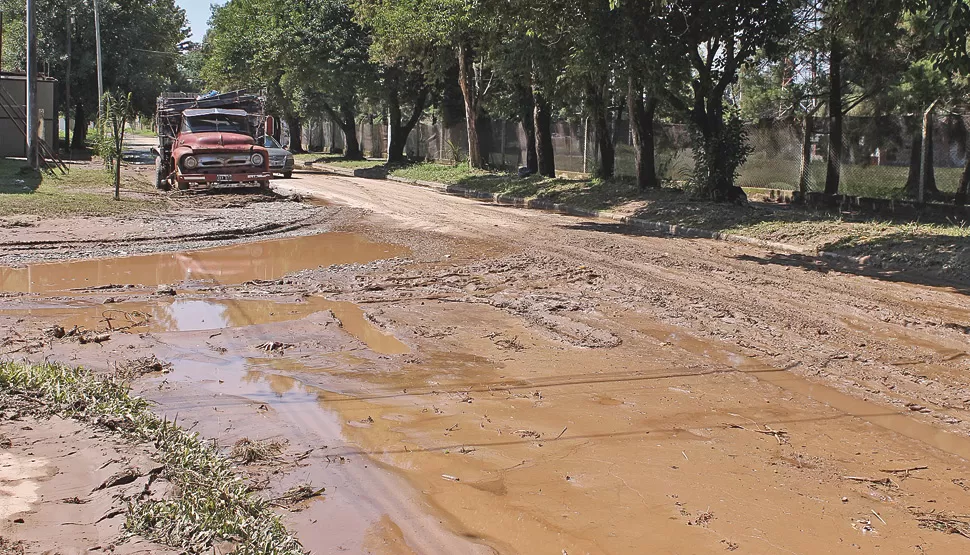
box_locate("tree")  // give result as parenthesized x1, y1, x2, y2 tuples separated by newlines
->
(95, 92, 133, 200)
(664, 0, 794, 202)
(285, 0, 379, 160)
(1, 0, 188, 149)
(354, 0, 490, 167)
(923, 0, 970, 205)
(815, 0, 906, 197)
(203, 0, 306, 152)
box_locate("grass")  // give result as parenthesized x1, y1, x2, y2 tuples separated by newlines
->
(0, 361, 304, 555)
(0, 159, 164, 218)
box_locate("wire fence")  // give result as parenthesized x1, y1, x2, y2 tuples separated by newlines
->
(301, 113, 970, 199)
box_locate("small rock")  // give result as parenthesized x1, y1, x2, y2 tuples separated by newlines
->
(842, 496, 849, 503)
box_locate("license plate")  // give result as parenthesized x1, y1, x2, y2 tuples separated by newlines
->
(216, 174, 232, 182)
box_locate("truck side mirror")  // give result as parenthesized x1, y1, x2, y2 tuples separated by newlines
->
(265, 116, 275, 137)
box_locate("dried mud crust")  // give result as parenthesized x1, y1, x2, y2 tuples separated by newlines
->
(0, 413, 175, 554)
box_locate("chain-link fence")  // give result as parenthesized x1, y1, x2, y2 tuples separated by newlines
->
(301, 113, 968, 199)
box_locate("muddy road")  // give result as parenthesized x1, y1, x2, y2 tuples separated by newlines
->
(2, 170, 970, 554)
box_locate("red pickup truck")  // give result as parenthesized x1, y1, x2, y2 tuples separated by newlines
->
(154, 92, 272, 191)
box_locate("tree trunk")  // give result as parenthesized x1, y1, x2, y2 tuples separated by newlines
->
(458, 42, 483, 169)
(798, 115, 814, 197)
(956, 155, 970, 206)
(904, 129, 922, 195)
(534, 89, 555, 178)
(628, 79, 658, 190)
(519, 86, 538, 174)
(340, 103, 362, 160)
(285, 114, 304, 153)
(824, 37, 843, 197)
(71, 103, 86, 150)
(386, 77, 429, 165)
(587, 81, 615, 179)
(905, 110, 940, 199)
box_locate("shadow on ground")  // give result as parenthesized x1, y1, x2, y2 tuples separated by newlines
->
(558, 220, 970, 295)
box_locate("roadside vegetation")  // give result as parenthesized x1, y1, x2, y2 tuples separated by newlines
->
(0, 159, 164, 218)
(0, 361, 304, 554)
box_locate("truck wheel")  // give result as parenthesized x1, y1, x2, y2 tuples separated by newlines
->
(258, 180, 271, 191)
(283, 172, 293, 179)
(176, 180, 190, 191)
(155, 158, 170, 191)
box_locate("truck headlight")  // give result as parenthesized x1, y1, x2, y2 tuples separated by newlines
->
(250, 153, 265, 166)
(182, 156, 199, 170)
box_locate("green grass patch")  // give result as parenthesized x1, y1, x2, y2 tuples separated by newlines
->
(0, 361, 304, 554)
(0, 159, 164, 218)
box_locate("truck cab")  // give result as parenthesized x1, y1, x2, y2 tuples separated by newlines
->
(170, 108, 271, 189)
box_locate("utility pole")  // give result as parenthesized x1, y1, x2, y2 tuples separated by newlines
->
(65, 13, 72, 153)
(26, 0, 38, 169)
(94, 0, 104, 119)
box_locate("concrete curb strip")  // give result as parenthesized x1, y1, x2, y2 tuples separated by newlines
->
(294, 164, 871, 268)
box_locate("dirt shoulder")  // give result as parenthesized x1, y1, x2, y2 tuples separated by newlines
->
(304, 159, 970, 284)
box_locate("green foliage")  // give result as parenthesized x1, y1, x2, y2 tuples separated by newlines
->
(688, 110, 753, 199)
(0, 0, 188, 123)
(96, 92, 134, 199)
(0, 361, 304, 555)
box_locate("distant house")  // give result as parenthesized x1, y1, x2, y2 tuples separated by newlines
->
(0, 72, 56, 158)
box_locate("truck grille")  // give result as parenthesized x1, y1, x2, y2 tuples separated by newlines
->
(197, 154, 252, 168)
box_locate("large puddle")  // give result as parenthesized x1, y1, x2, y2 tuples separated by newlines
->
(0, 233, 408, 293)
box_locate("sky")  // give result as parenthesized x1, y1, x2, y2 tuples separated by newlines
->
(178, 0, 226, 41)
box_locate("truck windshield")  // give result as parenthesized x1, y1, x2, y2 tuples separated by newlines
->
(182, 114, 250, 134)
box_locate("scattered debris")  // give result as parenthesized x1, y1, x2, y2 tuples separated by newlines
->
(880, 466, 928, 476)
(78, 332, 111, 345)
(115, 356, 172, 380)
(230, 438, 285, 464)
(516, 429, 541, 439)
(843, 476, 896, 488)
(254, 341, 295, 354)
(273, 484, 326, 508)
(441, 474, 460, 482)
(911, 509, 970, 538)
(728, 424, 790, 445)
(155, 285, 177, 296)
(690, 510, 715, 527)
(94, 467, 141, 491)
(494, 335, 526, 351)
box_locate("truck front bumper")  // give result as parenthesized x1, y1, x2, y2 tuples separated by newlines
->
(176, 171, 272, 186)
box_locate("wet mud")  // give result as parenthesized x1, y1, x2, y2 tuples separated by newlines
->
(4, 183, 970, 554)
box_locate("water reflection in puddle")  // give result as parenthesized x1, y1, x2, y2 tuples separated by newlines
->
(0, 232, 409, 293)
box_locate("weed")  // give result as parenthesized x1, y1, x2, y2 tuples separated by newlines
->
(0, 362, 304, 555)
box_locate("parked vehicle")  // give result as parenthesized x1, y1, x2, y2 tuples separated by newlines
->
(263, 135, 295, 179)
(153, 91, 271, 191)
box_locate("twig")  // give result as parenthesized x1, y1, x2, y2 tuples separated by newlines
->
(843, 476, 896, 488)
(880, 466, 928, 475)
(871, 510, 886, 525)
(555, 426, 567, 440)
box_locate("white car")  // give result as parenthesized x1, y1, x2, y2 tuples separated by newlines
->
(263, 135, 295, 178)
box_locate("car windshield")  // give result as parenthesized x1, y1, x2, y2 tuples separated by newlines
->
(263, 136, 283, 149)
(182, 114, 250, 134)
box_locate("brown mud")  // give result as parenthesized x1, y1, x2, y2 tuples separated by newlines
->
(3, 171, 970, 553)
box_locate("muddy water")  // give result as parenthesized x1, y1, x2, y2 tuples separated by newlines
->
(0, 233, 408, 293)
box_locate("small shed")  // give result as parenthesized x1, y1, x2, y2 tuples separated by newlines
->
(0, 72, 56, 158)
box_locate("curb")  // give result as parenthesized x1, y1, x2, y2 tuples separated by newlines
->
(298, 163, 870, 267)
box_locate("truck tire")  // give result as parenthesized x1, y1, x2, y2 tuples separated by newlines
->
(283, 172, 292, 179)
(155, 157, 170, 191)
